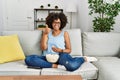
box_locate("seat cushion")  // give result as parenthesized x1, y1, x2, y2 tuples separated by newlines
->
(0, 60, 41, 75)
(41, 62, 98, 79)
(93, 57, 120, 80)
(2, 31, 42, 56)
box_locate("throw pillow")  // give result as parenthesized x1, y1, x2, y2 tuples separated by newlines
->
(0, 35, 25, 63)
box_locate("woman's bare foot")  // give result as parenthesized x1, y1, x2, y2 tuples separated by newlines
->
(84, 57, 87, 62)
(52, 64, 58, 68)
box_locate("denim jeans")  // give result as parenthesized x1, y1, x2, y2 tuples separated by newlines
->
(25, 53, 85, 71)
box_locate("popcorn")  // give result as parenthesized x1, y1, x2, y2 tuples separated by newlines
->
(46, 54, 59, 63)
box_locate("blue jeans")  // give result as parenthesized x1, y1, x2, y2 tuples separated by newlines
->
(25, 53, 85, 71)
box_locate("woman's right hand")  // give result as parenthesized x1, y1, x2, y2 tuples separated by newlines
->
(43, 25, 51, 35)
(40, 25, 50, 50)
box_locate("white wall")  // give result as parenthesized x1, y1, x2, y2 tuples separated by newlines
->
(114, 14, 120, 32)
(0, 0, 3, 35)
(1, 0, 120, 32)
(78, 0, 90, 32)
(2, 0, 78, 31)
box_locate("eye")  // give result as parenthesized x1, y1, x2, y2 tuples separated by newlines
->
(53, 22, 61, 24)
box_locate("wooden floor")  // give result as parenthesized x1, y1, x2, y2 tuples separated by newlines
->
(0, 75, 82, 80)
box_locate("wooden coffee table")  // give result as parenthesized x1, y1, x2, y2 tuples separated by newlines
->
(0, 75, 82, 80)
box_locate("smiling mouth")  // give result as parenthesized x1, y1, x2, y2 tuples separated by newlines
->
(54, 25, 59, 29)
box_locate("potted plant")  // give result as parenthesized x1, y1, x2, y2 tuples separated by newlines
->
(88, 0, 120, 32)
(38, 24, 46, 28)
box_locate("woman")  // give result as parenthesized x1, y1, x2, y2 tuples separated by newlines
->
(25, 12, 86, 71)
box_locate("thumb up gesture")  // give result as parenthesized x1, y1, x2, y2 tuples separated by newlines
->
(43, 24, 51, 35)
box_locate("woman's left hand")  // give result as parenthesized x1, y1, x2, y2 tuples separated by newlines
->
(52, 46, 62, 52)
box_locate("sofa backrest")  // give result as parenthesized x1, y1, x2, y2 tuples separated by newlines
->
(82, 32, 120, 57)
(2, 31, 42, 56)
(2, 29, 83, 56)
(0, 32, 2, 36)
(66, 29, 82, 56)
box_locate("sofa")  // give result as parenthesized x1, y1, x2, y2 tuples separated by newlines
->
(82, 32, 120, 80)
(0, 29, 120, 80)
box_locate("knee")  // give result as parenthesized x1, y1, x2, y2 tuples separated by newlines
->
(58, 53, 68, 64)
(25, 56, 31, 65)
(25, 55, 37, 65)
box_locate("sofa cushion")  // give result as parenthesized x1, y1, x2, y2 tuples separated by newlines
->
(0, 60, 40, 75)
(2, 31, 42, 56)
(0, 35, 25, 63)
(95, 56, 119, 61)
(2, 29, 82, 56)
(0, 32, 1, 36)
(66, 29, 82, 56)
(93, 57, 120, 80)
(83, 32, 120, 56)
(41, 62, 98, 79)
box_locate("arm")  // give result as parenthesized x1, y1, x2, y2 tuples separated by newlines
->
(40, 33, 48, 50)
(40, 25, 51, 50)
(63, 31, 71, 53)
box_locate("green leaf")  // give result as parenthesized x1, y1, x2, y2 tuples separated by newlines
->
(88, 0, 120, 32)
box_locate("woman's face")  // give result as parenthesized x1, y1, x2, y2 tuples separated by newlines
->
(52, 19, 61, 31)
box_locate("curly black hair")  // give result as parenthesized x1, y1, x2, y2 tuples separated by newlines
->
(46, 12, 67, 30)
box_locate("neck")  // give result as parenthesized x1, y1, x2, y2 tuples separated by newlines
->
(52, 30, 61, 36)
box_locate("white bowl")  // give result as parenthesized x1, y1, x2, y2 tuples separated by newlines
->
(46, 54, 59, 63)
